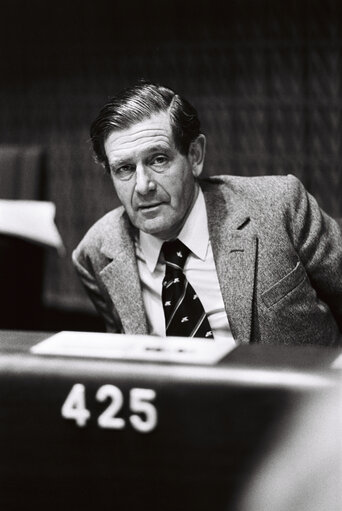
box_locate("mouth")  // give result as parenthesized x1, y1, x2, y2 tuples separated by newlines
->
(137, 202, 163, 210)
(136, 202, 165, 219)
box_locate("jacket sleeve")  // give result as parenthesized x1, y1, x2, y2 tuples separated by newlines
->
(287, 174, 342, 331)
(72, 247, 122, 333)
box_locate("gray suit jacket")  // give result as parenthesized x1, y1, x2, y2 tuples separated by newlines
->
(72, 175, 342, 346)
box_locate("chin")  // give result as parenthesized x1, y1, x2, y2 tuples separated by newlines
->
(140, 220, 177, 239)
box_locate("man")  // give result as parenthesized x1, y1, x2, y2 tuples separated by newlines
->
(72, 81, 342, 346)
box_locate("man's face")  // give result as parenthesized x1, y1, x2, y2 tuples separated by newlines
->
(104, 111, 204, 240)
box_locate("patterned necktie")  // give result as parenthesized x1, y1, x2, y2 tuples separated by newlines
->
(161, 239, 213, 338)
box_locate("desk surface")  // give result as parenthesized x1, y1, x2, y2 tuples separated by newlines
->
(1, 328, 340, 368)
(0, 330, 341, 511)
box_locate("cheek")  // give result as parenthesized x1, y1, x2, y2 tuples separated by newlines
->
(169, 177, 194, 209)
(113, 182, 134, 210)
(164, 170, 193, 204)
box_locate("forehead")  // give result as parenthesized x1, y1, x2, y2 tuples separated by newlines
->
(104, 111, 175, 162)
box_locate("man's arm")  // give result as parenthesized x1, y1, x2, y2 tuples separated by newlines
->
(287, 174, 342, 330)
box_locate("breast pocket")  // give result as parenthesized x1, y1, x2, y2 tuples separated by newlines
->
(262, 261, 307, 308)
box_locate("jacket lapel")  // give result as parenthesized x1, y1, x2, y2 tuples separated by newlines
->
(99, 212, 149, 335)
(204, 182, 257, 344)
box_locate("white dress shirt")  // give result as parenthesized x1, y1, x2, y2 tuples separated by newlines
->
(135, 189, 232, 339)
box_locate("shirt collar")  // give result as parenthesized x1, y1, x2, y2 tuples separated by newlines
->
(139, 188, 209, 273)
(178, 188, 209, 261)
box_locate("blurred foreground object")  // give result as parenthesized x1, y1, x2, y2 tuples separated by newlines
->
(237, 380, 342, 511)
(0, 201, 63, 329)
(0, 200, 63, 250)
(0, 201, 63, 328)
(0, 144, 64, 329)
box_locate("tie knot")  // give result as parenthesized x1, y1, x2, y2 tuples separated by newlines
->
(162, 239, 190, 271)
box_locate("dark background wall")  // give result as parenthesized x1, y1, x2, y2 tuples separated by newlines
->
(0, 0, 341, 325)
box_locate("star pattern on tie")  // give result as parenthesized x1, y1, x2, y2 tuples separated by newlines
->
(161, 239, 214, 339)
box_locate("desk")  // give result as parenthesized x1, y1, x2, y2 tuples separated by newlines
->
(0, 331, 340, 511)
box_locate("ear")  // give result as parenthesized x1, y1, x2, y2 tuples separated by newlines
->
(188, 134, 206, 178)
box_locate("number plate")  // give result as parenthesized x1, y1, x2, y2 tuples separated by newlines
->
(61, 383, 157, 433)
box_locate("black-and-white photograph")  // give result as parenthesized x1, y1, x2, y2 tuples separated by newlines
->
(0, 1, 341, 509)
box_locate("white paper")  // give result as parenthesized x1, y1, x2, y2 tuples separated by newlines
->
(31, 331, 236, 365)
(0, 199, 64, 249)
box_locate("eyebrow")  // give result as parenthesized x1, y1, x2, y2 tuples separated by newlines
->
(143, 143, 172, 155)
(109, 158, 131, 170)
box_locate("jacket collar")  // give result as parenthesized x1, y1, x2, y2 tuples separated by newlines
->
(99, 211, 149, 334)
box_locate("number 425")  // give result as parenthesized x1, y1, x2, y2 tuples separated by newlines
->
(61, 384, 157, 433)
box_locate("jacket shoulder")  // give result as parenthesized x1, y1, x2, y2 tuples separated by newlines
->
(202, 174, 300, 199)
(201, 174, 307, 231)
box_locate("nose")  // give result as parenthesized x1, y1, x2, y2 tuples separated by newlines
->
(135, 164, 155, 195)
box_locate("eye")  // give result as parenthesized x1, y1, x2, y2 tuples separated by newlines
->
(112, 164, 135, 181)
(150, 154, 168, 169)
